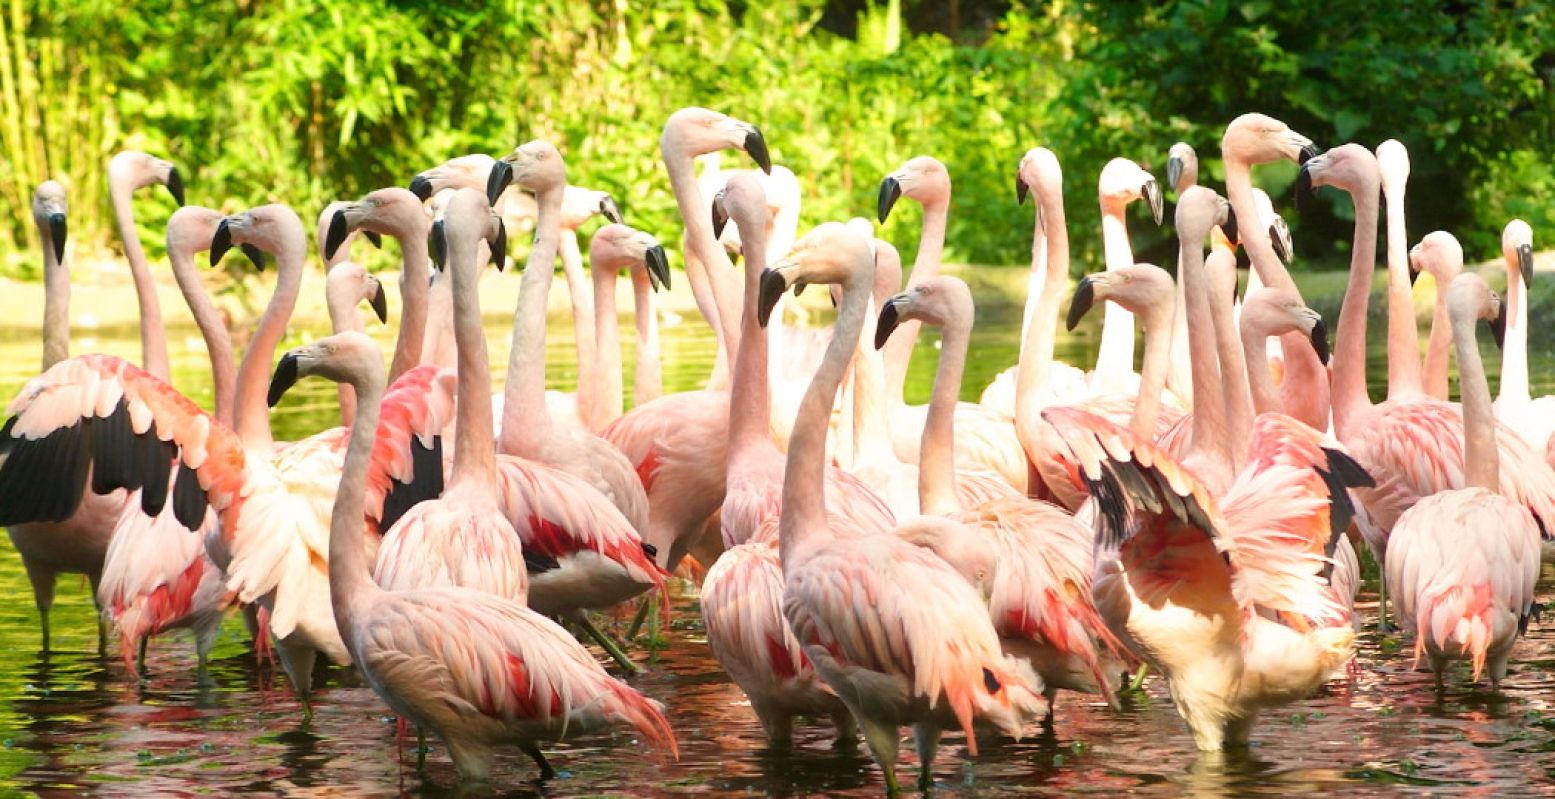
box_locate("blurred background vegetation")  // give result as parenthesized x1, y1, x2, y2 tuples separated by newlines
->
(1, 0, 1551, 279)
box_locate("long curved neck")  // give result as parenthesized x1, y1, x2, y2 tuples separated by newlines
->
(882, 196, 947, 403)
(1181, 236, 1229, 469)
(449, 233, 499, 492)
(1208, 260, 1252, 463)
(1454, 309, 1499, 490)
(1095, 200, 1136, 387)
(421, 272, 456, 372)
(110, 181, 170, 381)
(1224, 159, 1295, 294)
(499, 183, 564, 456)
(561, 229, 598, 429)
(852, 300, 896, 465)
(1130, 305, 1173, 440)
(1242, 323, 1282, 416)
(171, 247, 237, 428)
(1016, 183, 1069, 416)
(234, 241, 304, 454)
(729, 215, 773, 464)
(1499, 259, 1530, 405)
(781, 266, 872, 565)
(387, 231, 431, 383)
(329, 356, 388, 637)
(326, 277, 366, 428)
(665, 146, 741, 360)
(629, 266, 662, 405)
(919, 307, 971, 517)
(1383, 183, 1422, 398)
(1331, 186, 1381, 441)
(592, 261, 624, 427)
(41, 230, 69, 370)
(1423, 278, 1454, 400)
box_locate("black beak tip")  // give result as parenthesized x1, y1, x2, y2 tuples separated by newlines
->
(492, 224, 508, 272)
(1144, 180, 1163, 226)
(429, 220, 447, 272)
(710, 192, 730, 240)
(601, 196, 624, 225)
(647, 245, 670, 291)
(1518, 244, 1534, 290)
(210, 218, 233, 267)
(1167, 158, 1184, 195)
(875, 301, 901, 350)
(324, 209, 348, 261)
(877, 176, 902, 224)
(486, 161, 514, 206)
(1066, 276, 1095, 332)
(1298, 144, 1320, 166)
(267, 354, 300, 408)
(370, 284, 388, 324)
(47, 212, 66, 263)
(744, 127, 772, 175)
(1311, 318, 1331, 366)
(408, 175, 433, 202)
(1492, 304, 1507, 351)
(241, 242, 268, 272)
(1408, 263, 1422, 286)
(165, 167, 186, 207)
(364, 230, 383, 249)
(757, 269, 786, 328)
(1016, 173, 1029, 206)
(1220, 205, 1240, 248)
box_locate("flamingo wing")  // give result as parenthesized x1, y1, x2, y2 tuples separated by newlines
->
(0, 354, 245, 531)
(702, 540, 813, 686)
(365, 366, 457, 533)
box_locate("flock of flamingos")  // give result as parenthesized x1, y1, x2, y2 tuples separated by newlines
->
(0, 106, 1552, 791)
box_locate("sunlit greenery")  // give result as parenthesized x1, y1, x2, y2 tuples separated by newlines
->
(1, 0, 1550, 276)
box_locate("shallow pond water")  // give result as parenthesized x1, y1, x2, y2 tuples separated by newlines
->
(0, 271, 1551, 797)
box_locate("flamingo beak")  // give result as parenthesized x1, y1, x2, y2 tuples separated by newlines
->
(267, 353, 301, 407)
(1491, 298, 1507, 351)
(1517, 243, 1534, 290)
(1167, 156, 1184, 196)
(1295, 158, 1317, 215)
(711, 189, 730, 240)
(875, 294, 906, 350)
(1016, 170, 1030, 206)
(241, 243, 267, 272)
(1270, 217, 1292, 265)
(757, 268, 788, 328)
(47, 212, 66, 264)
(1310, 317, 1330, 366)
(324, 208, 350, 261)
(491, 222, 507, 272)
(429, 220, 447, 272)
(210, 218, 233, 267)
(165, 167, 186, 207)
(1220, 203, 1240, 249)
(877, 175, 902, 223)
(646, 245, 670, 291)
(600, 195, 624, 225)
(368, 281, 388, 324)
(486, 160, 514, 205)
(1142, 179, 1163, 226)
(365, 231, 383, 249)
(1066, 275, 1097, 331)
(408, 175, 434, 202)
(744, 126, 771, 175)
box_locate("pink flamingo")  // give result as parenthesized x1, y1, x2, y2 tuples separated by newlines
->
(763, 222, 1046, 792)
(556, 184, 624, 432)
(1221, 114, 1329, 432)
(603, 107, 771, 573)
(1307, 147, 1555, 627)
(876, 156, 1030, 492)
(324, 188, 434, 383)
(1091, 157, 1166, 398)
(1385, 273, 1541, 688)
(878, 274, 1130, 715)
(0, 156, 183, 651)
(275, 329, 676, 781)
(1415, 226, 1462, 401)
(1491, 220, 1555, 459)
(587, 223, 671, 428)
(316, 201, 386, 428)
(1041, 184, 1363, 750)
(701, 176, 892, 749)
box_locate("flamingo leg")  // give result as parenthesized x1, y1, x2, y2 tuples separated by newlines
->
(417, 726, 427, 771)
(575, 613, 642, 674)
(522, 743, 556, 780)
(857, 716, 901, 795)
(137, 637, 149, 676)
(912, 722, 941, 791)
(1375, 578, 1393, 633)
(24, 561, 55, 652)
(625, 595, 654, 641)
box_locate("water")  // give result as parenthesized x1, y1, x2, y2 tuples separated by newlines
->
(0, 273, 1551, 797)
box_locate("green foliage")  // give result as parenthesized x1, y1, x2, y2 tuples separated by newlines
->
(0, 0, 1550, 278)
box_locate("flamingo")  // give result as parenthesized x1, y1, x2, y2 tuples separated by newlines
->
(1307, 146, 1555, 628)
(586, 223, 671, 429)
(1376, 140, 1429, 404)
(701, 175, 892, 749)
(1091, 157, 1165, 398)
(1042, 184, 1364, 751)
(1491, 220, 1555, 459)
(877, 274, 1130, 715)
(555, 185, 625, 432)
(272, 329, 676, 781)
(875, 156, 1030, 492)
(324, 188, 434, 382)
(1385, 273, 1541, 688)
(316, 201, 385, 428)
(1415, 225, 1463, 401)
(603, 107, 772, 573)
(761, 222, 1046, 792)
(1220, 114, 1329, 432)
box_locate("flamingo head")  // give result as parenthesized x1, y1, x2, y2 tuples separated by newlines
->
(663, 107, 770, 174)
(1099, 157, 1163, 225)
(1446, 271, 1505, 351)
(268, 331, 384, 407)
(32, 181, 68, 264)
(166, 205, 224, 264)
(1501, 219, 1534, 291)
(1066, 263, 1175, 333)
(1296, 143, 1378, 215)
(409, 153, 503, 204)
(326, 188, 428, 262)
(591, 223, 670, 292)
(325, 261, 388, 325)
(1221, 113, 1317, 167)
(109, 150, 185, 206)
(759, 222, 872, 327)
(875, 275, 974, 350)
(212, 204, 303, 271)
(1167, 141, 1198, 196)
(1241, 287, 1329, 366)
(878, 155, 950, 223)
